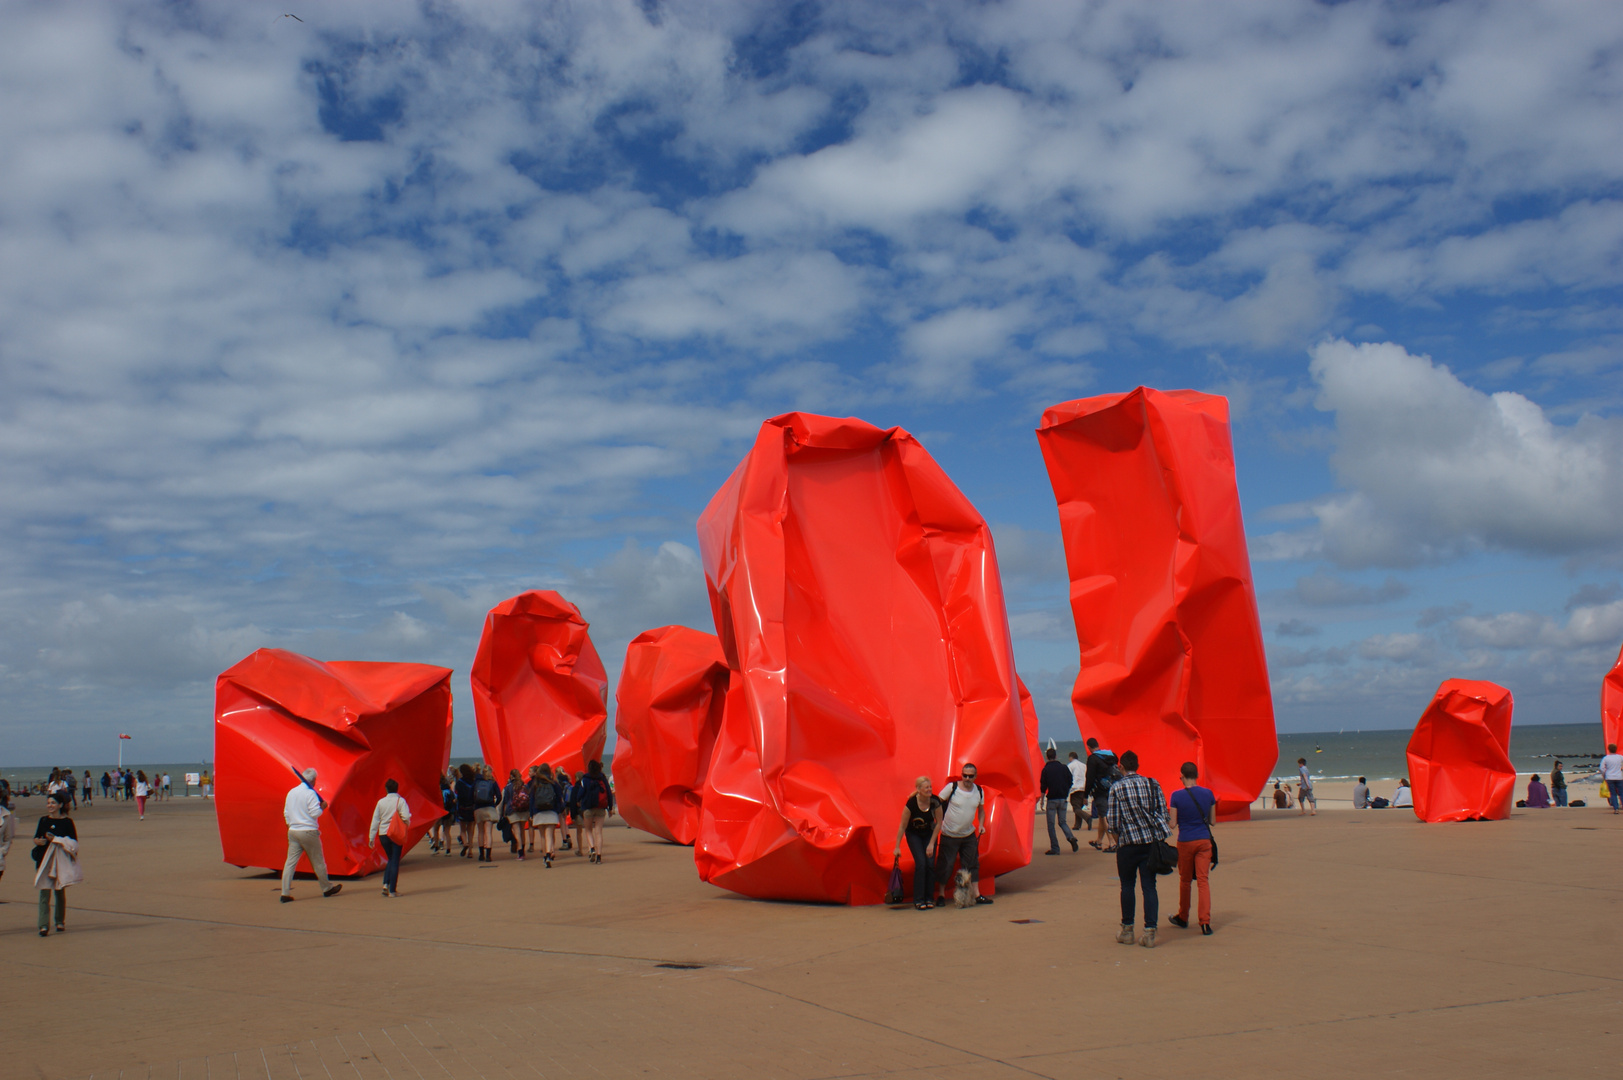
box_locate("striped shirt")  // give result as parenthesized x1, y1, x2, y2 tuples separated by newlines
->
(1104, 773, 1170, 846)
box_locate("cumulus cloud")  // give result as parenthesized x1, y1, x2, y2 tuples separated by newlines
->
(1307, 339, 1623, 566)
(1295, 573, 1410, 606)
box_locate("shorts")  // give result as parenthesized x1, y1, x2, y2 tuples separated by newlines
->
(1092, 794, 1109, 819)
(581, 809, 607, 822)
(1069, 791, 1088, 810)
(531, 811, 560, 825)
(474, 806, 500, 823)
(1300, 789, 1317, 804)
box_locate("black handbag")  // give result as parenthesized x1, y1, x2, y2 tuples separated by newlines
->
(1152, 838, 1178, 875)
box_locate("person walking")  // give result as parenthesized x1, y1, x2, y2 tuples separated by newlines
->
(134, 771, 150, 819)
(559, 770, 583, 854)
(454, 764, 477, 857)
(280, 769, 341, 903)
(0, 790, 15, 884)
(1296, 758, 1317, 816)
(1083, 739, 1120, 851)
(932, 763, 994, 906)
(100, 772, 111, 800)
(1066, 751, 1090, 830)
(1601, 744, 1623, 814)
(472, 765, 501, 862)
(367, 779, 411, 897)
(1040, 748, 1079, 854)
(1167, 761, 1216, 936)
(893, 776, 942, 909)
(32, 793, 79, 936)
(162, 773, 172, 800)
(431, 774, 455, 854)
(575, 760, 613, 862)
(1105, 750, 1170, 948)
(82, 771, 94, 806)
(1552, 761, 1568, 807)
(501, 769, 531, 860)
(530, 764, 563, 867)
(124, 770, 135, 803)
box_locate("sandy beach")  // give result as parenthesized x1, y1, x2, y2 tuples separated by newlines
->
(6, 794, 1621, 1079)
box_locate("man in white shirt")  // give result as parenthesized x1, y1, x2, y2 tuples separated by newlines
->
(1601, 744, 1623, 814)
(1066, 752, 1090, 829)
(281, 768, 341, 903)
(932, 763, 994, 906)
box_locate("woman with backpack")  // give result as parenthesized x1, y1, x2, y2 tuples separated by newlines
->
(528, 764, 563, 867)
(576, 760, 613, 863)
(430, 775, 455, 854)
(454, 763, 478, 858)
(557, 770, 579, 853)
(501, 769, 530, 860)
(472, 765, 501, 862)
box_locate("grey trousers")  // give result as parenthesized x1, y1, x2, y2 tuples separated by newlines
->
(282, 829, 332, 895)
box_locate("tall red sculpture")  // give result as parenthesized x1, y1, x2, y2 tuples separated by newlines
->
(1406, 679, 1515, 822)
(694, 412, 1039, 905)
(1036, 388, 1276, 820)
(471, 590, 608, 780)
(1603, 644, 1623, 753)
(612, 625, 730, 844)
(215, 649, 452, 876)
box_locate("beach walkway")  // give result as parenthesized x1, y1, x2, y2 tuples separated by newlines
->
(5, 797, 1617, 1078)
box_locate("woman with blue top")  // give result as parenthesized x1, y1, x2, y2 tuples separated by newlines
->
(1167, 761, 1215, 936)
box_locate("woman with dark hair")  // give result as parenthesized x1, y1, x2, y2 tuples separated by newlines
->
(529, 764, 562, 867)
(575, 760, 613, 863)
(368, 778, 411, 897)
(454, 763, 478, 858)
(134, 771, 150, 820)
(557, 770, 578, 853)
(502, 768, 530, 860)
(33, 793, 79, 936)
(430, 774, 455, 854)
(472, 764, 502, 862)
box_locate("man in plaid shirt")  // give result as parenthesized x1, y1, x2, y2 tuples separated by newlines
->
(1104, 750, 1170, 948)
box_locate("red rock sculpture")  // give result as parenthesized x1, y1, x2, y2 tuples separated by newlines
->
(693, 412, 1039, 904)
(1406, 679, 1515, 822)
(215, 649, 452, 875)
(471, 590, 608, 780)
(1603, 644, 1623, 753)
(1036, 388, 1276, 820)
(612, 625, 730, 844)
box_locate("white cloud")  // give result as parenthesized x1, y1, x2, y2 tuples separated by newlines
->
(1308, 339, 1623, 565)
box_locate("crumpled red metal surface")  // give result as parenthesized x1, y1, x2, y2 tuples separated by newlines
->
(1603, 644, 1623, 752)
(1406, 679, 1515, 823)
(611, 625, 730, 844)
(215, 649, 453, 875)
(1036, 388, 1277, 821)
(471, 590, 608, 781)
(693, 412, 1039, 904)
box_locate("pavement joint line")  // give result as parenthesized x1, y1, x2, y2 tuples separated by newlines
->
(52, 904, 737, 969)
(1010, 985, 1598, 1063)
(722, 975, 1052, 1079)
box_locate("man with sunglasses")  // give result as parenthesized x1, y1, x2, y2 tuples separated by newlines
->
(932, 764, 994, 906)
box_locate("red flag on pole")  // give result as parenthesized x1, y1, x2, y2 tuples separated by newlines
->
(118, 734, 132, 739)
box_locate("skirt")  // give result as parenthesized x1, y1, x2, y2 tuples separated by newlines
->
(531, 811, 560, 825)
(474, 806, 500, 823)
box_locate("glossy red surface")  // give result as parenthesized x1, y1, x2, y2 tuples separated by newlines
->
(214, 649, 453, 875)
(1036, 388, 1276, 821)
(1406, 679, 1515, 823)
(612, 625, 730, 845)
(693, 412, 1039, 904)
(1603, 644, 1623, 753)
(471, 590, 608, 781)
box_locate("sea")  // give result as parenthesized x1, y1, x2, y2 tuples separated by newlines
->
(6, 727, 1607, 797)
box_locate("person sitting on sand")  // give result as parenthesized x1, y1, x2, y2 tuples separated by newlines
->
(1392, 779, 1413, 808)
(1525, 775, 1550, 808)
(1352, 777, 1370, 809)
(1272, 781, 1290, 809)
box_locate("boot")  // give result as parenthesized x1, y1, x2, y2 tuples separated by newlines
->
(1116, 923, 1136, 945)
(1139, 927, 1157, 949)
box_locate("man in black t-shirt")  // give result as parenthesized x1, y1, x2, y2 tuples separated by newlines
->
(1040, 748, 1079, 854)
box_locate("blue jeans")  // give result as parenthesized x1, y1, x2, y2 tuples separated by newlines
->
(1611, 783, 1623, 811)
(1554, 787, 1568, 807)
(1116, 843, 1158, 928)
(1045, 798, 1076, 851)
(905, 832, 933, 904)
(381, 837, 402, 892)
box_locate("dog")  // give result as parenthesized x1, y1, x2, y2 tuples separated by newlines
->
(952, 868, 975, 908)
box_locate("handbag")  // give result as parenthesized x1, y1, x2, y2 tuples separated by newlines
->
(883, 856, 905, 904)
(386, 806, 409, 846)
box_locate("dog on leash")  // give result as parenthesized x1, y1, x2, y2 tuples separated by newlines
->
(952, 868, 975, 908)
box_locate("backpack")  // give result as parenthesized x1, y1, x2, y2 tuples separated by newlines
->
(473, 778, 498, 806)
(441, 787, 456, 814)
(532, 782, 557, 810)
(511, 786, 531, 814)
(579, 775, 610, 810)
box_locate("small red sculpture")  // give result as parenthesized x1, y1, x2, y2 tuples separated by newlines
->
(1406, 679, 1516, 823)
(612, 625, 730, 844)
(471, 590, 608, 780)
(1603, 644, 1623, 753)
(215, 649, 452, 875)
(694, 412, 1039, 904)
(1036, 388, 1276, 820)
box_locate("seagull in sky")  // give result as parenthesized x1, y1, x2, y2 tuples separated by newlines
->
(279, 13, 303, 22)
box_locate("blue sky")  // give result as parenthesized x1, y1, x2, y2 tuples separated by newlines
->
(3, 0, 1621, 764)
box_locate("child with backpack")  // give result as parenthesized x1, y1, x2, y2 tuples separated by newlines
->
(502, 769, 531, 860)
(528, 764, 564, 867)
(472, 765, 501, 862)
(575, 760, 614, 863)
